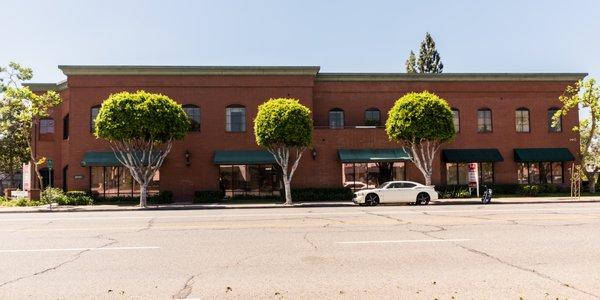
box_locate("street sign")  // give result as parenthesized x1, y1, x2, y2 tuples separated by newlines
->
(47, 159, 54, 170)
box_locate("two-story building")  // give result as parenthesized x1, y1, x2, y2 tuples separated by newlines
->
(25, 66, 585, 200)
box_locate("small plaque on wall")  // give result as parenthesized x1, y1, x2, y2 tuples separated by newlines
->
(73, 175, 84, 180)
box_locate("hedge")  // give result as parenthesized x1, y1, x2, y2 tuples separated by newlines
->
(193, 187, 353, 203)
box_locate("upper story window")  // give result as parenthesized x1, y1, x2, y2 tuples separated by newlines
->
(63, 114, 69, 140)
(477, 108, 492, 133)
(515, 108, 530, 133)
(183, 104, 201, 132)
(329, 108, 344, 129)
(451, 108, 460, 132)
(226, 105, 246, 132)
(364, 108, 381, 126)
(548, 107, 562, 132)
(90, 105, 101, 133)
(39, 118, 55, 134)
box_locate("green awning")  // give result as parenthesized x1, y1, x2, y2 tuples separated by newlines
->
(81, 151, 121, 167)
(442, 149, 504, 162)
(514, 148, 575, 162)
(338, 149, 411, 163)
(213, 150, 276, 165)
(81, 151, 162, 167)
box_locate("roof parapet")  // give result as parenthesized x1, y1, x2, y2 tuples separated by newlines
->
(58, 65, 321, 76)
(23, 80, 68, 92)
(315, 72, 588, 82)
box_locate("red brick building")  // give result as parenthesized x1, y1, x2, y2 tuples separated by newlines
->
(25, 66, 585, 200)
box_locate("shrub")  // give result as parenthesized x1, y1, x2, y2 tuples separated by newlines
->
(518, 185, 540, 196)
(436, 185, 473, 199)
(290, 188, 353, 201)
(65, 191, 94, 205)
(193, 191, 225, 203)
(94, 191, 174, 205)
(41, 188, 68, 204)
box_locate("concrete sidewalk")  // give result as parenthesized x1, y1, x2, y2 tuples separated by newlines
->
(0, 196, 599, 214)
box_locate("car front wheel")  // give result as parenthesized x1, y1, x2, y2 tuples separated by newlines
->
(416, 192, 430, 205)
(365, 193, 380, 206)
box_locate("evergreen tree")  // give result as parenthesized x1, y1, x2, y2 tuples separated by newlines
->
(417, 32, 443, 73)
(405, 51, 417, 73)
(405, 32, 444, 73)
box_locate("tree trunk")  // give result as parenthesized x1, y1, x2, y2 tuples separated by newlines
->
(283, 177, 292, 205)
(585, 171, 597, 194)
(140, 184, 148, 207)
(424, 175, 432, 186)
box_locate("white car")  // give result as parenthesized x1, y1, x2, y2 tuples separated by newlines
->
(352, 181, 438, 206)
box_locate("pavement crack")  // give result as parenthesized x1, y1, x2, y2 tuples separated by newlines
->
(0, 236, 118, 289)
(137, 217, 156, 232)
(172, 274, 197, 299)
(303, 232, 318, 250)
(454, 243, 600, 299)
(366, 212, 407, 225)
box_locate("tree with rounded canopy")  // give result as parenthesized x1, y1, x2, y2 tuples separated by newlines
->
(254, 98, 313, 205)
(386, 91, 455, 185)
(95, 91, 189, 207)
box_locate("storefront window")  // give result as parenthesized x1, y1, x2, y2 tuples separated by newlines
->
(517, 162, 563, 184)
(89, 166, 159, 197)
(446, 162, 493, 185)
(342, 162, 406, 190)
(219, 164, 280, 197)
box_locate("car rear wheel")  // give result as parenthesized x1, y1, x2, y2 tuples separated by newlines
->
(365, 193, 379, 206)
(416, 192, 430, 205)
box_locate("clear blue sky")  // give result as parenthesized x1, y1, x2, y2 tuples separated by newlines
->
(1, 0, 599, 83)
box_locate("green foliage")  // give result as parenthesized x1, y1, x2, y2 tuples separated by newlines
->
(95, 91, 189, 143)
(436, 186, 473, 199)
(405, 51, 417, 73)
(554, 78, 600, 192)
(254, 98, 313, 148)
(405, 33, 443, 74)
(64, 191, 94, 205)
(385, 91, 455, 142)
(291, 188, 353, 201)
(41, 187, 68, 204)
(518, 185, 540, 196)
(193, 188, 353, 203)
(0, 197, 42, 207)
(40, 188, 94, 205)
(193, 190, 225, 203)
(0, 62, 62, 190)
(93, 191, 174, 205)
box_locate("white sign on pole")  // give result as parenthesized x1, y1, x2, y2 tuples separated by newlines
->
(22, 163, 31, 191)
(467, 163, 479, 197)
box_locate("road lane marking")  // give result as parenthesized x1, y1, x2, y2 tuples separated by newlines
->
(337, 239, 470, 244)
(2, 205, 600, 222)
(0, 246, 160, 253)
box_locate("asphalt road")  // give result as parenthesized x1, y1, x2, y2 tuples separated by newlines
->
(1, 202, 600, 299)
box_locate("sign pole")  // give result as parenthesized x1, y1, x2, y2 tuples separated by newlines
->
(467, 163, 479, 197)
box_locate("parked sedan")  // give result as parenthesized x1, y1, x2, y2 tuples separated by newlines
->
(352, 181, 438, 206)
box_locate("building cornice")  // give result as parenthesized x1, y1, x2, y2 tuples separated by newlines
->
(58, 65, 322, 76)
(23, 80, 68, 92)
(315, 73, 588, 82)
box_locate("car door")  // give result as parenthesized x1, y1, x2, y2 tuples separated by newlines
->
(380, 182, 400, 203)
(400, 182, 418, 202)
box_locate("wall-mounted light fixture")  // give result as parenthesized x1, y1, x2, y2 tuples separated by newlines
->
(311, 147, 317, 160)
(185, 150, 191, 166)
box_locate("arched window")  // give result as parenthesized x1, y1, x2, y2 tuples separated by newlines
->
(451, 108, 460, 132)
(226, 105, 246, 132)
(39, 118, 55, 134)
(548, 107, 562, 132)
(90, 105, 101, 132)
(329, 108, 344, 129)
(477, 108, 492, 133)
(183, 104, 201, 132)
(515, 108, 530, 133)
(364, 108, 381, 126)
